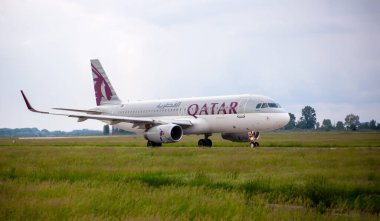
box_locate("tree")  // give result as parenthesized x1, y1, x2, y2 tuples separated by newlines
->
(112, 126, 119, 135)
(336, 121, 344, 130)
(111, 126, 134, 135)
(369, 120, 377, 130)
(344, 114, 360, 131)
(360, 122, 370, 130)
(298, 106, 317, 129)
(284, 113, 296, 130)
(321, 119, 333, 131)
(103, 125, 110, 135)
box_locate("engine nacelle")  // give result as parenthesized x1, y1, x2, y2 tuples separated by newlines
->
(221, 132, 249, 142)
(144, 124, 183, 143)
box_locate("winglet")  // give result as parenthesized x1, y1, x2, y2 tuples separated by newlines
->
(20, 90, 49, 114)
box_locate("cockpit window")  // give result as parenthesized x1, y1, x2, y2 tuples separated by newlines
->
(256, 103, 262, 109)
(256, 102, 282, 109)
(268, 103, 278, 108)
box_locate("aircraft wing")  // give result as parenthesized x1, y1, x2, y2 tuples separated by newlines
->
(52, 108, 102, 115)
(20, 90, 193, 129)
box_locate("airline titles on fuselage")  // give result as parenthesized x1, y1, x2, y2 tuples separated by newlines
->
(116, 101, 240, 117)
(157, 102, 182, 109)
(187, 102, 238, 116)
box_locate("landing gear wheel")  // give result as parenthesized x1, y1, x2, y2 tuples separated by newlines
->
(198, 139, 212, 147)
(147, 141, 162, 147)
(250, 142, 260, 148)
(205, 139, 212, 147)
(198, 139, 205, 147)
(198, 133, 213, 148)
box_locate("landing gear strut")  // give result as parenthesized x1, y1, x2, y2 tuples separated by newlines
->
(147, 141, 162, 147)
(248, 131, 260, 148)
(198, 133, 212, 147)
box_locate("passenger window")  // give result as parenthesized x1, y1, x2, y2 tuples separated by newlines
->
(261, 103, 268, 108)
(256, 103, 262, 109)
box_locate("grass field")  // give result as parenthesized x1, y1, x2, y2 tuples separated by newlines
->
(2, 131, 380, 147)
(1, 132, 380, 220)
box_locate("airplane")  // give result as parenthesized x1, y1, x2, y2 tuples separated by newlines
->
(21, 59, 290, 148)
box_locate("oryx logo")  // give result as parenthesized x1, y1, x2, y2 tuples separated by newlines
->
(92, 64, 113, 105)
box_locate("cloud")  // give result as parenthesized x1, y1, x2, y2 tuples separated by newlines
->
(0, 0, 379, 130)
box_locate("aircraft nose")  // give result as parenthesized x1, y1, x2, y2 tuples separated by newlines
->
(279, 113, 290, 128)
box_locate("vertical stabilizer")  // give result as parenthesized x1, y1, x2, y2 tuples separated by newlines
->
(91, 59, 121, 106)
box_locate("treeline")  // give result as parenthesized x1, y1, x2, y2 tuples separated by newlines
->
(0, 128, 102, 137)
(284, 106, 380, 131)
(102, 125, 135, 135)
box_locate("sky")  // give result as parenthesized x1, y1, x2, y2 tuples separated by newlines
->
(1, 0, 379, 131)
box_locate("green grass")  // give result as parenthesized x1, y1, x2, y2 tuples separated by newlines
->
(1, 133, 380, 220)
(2, 131, 380, 147)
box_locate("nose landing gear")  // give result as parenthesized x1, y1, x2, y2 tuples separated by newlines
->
(248, 131, 260, 148)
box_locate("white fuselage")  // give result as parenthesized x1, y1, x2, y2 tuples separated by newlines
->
(21, 59, 290, 146)
(93, 94, 290, 135)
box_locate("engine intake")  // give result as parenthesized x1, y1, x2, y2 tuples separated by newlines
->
(144, 124, 183, 143)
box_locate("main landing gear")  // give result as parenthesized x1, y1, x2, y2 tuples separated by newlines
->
(147, 141, 162, 147)
(198, 133, 213, 147)
(249, 131, 260, 148)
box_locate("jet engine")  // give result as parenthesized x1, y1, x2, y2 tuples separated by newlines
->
(221, 132, 250, 142)
(144, 124, 183, 143)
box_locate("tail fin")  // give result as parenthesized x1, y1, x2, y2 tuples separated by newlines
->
(91, 59, 121, 106)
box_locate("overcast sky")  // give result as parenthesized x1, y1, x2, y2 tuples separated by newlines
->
(1, 0, 379, 131)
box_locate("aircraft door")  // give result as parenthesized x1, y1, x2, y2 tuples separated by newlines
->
(237, 98, 249, 118)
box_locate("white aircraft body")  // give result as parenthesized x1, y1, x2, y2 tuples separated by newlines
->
(21, 59, 290, 147)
